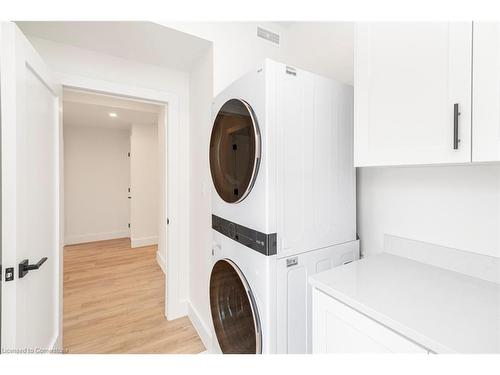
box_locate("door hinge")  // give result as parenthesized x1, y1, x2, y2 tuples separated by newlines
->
(128, 223, 130, 228)
(127, 152, 131, 157)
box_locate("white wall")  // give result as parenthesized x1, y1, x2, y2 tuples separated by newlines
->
(282, 22, 354, 85)
(64, 126, 130, 244)
(28, 37, 191, 98)
(164, 22, 356, 95)
(130, 123, 159, 248)
(187, 48, 214, 347)
(162, 22, 288, 96)
(357, 165, 500, 258)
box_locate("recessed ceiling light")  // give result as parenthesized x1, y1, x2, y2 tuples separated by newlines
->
(109, 112, 118, 118)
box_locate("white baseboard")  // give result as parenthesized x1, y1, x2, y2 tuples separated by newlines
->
(49, 332, 62, 354)
(156, 250, 166, 274)
(131, 236, 158, 248)
(65, 230, 129, 245)
(187, 301, 213, 352)
(166, 299, 188, 321)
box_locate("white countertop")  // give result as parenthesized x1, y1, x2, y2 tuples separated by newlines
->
(309, 252, 500, 353)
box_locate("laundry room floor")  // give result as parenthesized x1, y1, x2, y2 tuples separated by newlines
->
(63, 238, 205, 354)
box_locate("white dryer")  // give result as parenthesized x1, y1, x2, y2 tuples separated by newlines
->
(209, 62, 274, 236)
(210, 59, 357, 259)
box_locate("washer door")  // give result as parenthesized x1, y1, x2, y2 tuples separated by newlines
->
(209, 99, 261, 203)
(209, 259, 262, 354)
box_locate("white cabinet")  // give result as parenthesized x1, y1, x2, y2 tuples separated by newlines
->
(312, 288, 428, 353)
(354, 22, 473, 166)
(472, 22, 500, 162)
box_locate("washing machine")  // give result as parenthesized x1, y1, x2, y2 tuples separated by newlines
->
(209, 224, 359, 354)
(209, 227, 277, 354)
(209, 59, 359, 354)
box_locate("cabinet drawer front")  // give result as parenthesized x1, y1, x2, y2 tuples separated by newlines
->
(312, 289, 427, 353)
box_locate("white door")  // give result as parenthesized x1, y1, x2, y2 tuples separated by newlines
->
(1, 22, 62, 352)
(354, 22, 472, 166)
(472, 22, 500, 162)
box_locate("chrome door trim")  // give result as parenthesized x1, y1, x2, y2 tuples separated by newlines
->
(233, 98, 261, 204)
(210, 98, 261, 204)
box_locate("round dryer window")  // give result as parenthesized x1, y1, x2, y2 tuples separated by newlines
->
(209, 99, 261, 203)
(209, 259, 262, 354)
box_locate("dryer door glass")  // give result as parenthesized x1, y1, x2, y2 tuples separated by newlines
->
(209, 259, 262, 353)
(210, 99, 260, 203)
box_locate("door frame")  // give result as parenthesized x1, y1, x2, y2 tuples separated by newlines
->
(58, 73, 189, 322)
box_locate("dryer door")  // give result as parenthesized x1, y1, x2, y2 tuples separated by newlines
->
(209, 99, 261, 203)
(209, 259, 262, 354)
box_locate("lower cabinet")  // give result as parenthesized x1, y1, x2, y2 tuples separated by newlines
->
(312, 288, 428, 353)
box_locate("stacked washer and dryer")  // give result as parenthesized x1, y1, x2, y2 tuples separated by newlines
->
(208, 59, 359, 354)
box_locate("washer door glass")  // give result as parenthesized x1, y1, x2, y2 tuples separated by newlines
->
(209, 259, 262, 354)
(209, 99, 260, 203)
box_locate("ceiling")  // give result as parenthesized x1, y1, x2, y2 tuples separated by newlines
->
(16, 21, 211, 71)
(63, 89, 161, 130)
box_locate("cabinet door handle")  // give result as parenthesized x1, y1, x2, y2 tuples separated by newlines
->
(453, 103, 460, 150)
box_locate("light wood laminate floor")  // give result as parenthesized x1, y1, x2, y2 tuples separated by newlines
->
(63, 238, 205, 354)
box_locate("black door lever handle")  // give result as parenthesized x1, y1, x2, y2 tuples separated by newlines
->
(19, 257, 48, 278)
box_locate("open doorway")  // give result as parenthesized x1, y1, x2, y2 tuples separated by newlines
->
(63, 90, 161, 248)
(61, 88, 203, 353)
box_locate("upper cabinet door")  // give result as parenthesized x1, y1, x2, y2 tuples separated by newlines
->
(354, 22, 473, 167)
(472, 22, 500, 162)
